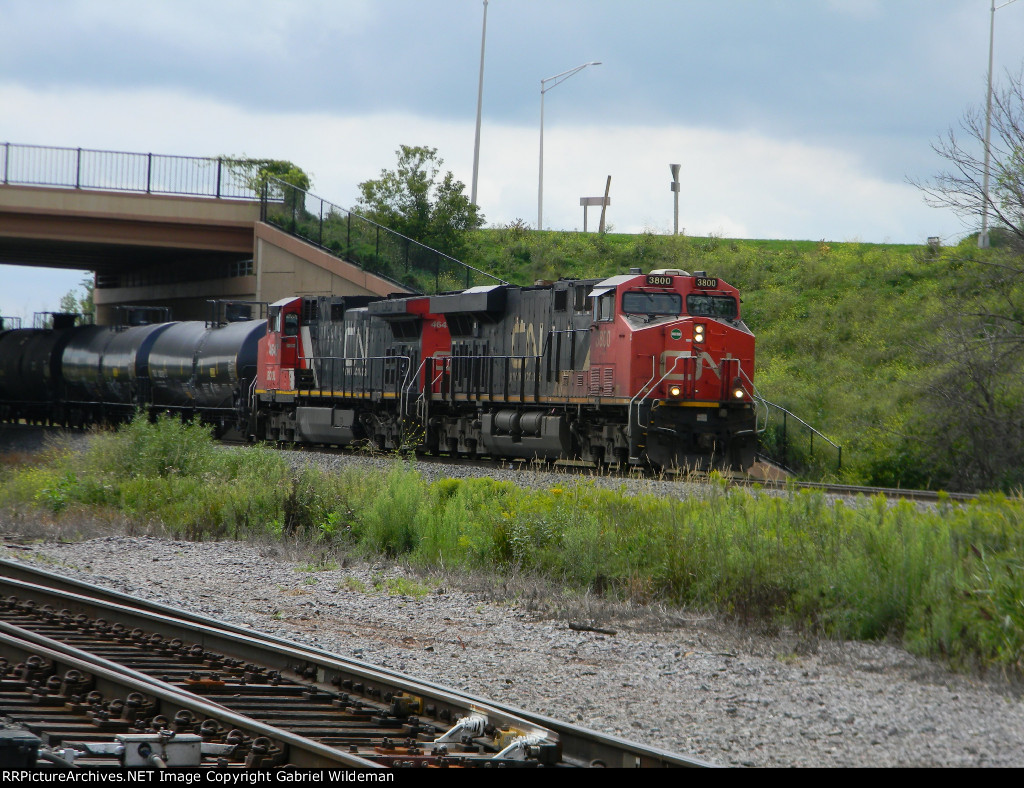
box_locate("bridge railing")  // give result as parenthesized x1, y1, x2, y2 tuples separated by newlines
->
(1, 142, 259, 199)
(260, 176, 507, 295)
(1, 142, 508, 296)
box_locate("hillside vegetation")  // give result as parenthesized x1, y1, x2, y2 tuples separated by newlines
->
(461, 227, 1018, 491)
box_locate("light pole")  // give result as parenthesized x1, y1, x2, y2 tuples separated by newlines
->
(538, 61, 601, 230)
(470, 0, 488, 208)
(979, 0, 1019, 249)
(670, 163, 681, 235)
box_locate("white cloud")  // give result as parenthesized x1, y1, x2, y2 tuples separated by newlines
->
(0, 82, 965, 317)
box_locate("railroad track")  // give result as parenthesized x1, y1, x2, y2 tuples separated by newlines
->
(291, 444, 979, 505)
(0, 558, 713, 770)
(724, 476, 978, 503)
(1, 423, 976, 505)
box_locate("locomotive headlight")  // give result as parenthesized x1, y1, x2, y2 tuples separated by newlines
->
(733, 387, 745, 399)
(693, 324, 706, 343)
(668, 384, 683, 398)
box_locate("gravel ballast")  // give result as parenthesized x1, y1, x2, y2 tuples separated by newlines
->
(1, 434, 1022, 767)
(4, 533, 1022, 768)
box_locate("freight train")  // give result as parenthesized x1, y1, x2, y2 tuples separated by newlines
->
(0, 268, 758, 470)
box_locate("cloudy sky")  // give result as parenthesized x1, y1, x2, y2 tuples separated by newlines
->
(2, 0, 1024, 318)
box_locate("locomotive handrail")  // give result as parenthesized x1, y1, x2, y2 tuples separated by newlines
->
(247, 374, 259, 435)
(420, 357, 445, 402)
(444, 353, 543, 402)
(299, 355, 412, 411)
(738, 367, 770, 435)
(407, 358, 428, 418)
(627, 354, 686, 443)
(627, 355, 659, 442)
(396, 356, 415, 420)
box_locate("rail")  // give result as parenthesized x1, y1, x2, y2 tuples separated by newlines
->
(0, 142, 260, 199)
(0, 561, 714, 769)
(260, 175, 507, 296)
(0, 623, 376, 768)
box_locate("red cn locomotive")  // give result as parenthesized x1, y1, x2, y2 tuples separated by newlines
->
(254, 268, 756, 470)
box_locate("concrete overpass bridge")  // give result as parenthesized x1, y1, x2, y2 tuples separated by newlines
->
(0, 144, 500, 324)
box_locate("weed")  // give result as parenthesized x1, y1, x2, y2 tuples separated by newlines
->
(337, 577, 369, 594)
(374, 576, 431, 598)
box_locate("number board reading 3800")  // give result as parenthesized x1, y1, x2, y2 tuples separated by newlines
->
(645, 275, 674, 287)
(694, 277, 719, 289)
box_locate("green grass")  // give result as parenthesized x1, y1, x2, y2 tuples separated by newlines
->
(0, 415, 294, 540)
(2, 417, 1021, 676)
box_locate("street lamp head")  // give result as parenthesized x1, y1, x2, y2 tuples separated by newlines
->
(538, 59, 603, 230)
(541, 60, 603, 91)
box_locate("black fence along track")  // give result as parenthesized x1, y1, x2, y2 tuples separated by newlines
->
(0, 560, 714, 769)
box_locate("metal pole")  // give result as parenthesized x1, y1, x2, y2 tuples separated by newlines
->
(538, 86, 545, 230)
(670, 163, 681, 235)
(980, 0, 1020, 249)
(470, 0, 488, 207)
(537, 61, 601, 231)
(980, 0, 997, 248)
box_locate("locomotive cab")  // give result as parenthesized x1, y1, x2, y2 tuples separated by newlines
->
(258, 297, 305, 393)
(588, 269, 757, 470)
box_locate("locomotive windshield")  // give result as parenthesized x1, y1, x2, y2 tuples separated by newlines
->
(622, 291, 683, 317)
(686, 294, 738, 319)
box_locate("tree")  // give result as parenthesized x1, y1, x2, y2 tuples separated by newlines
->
(355, 145, 484, 259)
(226, 157, 310, 194)
(59, 276, 94, 320)
(911, 319, 1024, 491)
(913, 68, 1024, 490)
(916, 69, 1024, 252)
(225, 157, 311, 212)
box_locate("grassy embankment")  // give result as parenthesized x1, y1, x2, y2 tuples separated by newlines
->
(2, 415, 1022, 676)
(462, 228, 1000, 489)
